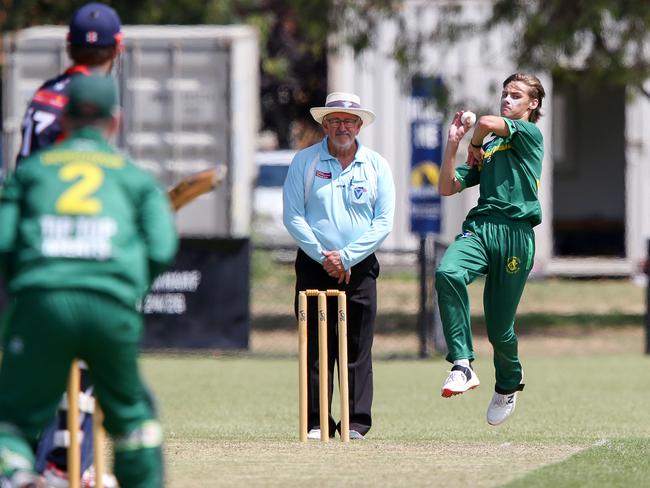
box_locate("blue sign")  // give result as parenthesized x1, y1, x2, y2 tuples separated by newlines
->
(409, 77, 444, 235)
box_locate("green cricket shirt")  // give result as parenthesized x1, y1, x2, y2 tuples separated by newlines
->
(0, 127, 178, 308)
(455, 118, 544, 226)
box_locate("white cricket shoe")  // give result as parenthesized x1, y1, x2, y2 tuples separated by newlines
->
(486, 391, 517, 425)
(348, 430, 364, 440)
(307, 429, 321, 440)
(441, 365, 480, 397)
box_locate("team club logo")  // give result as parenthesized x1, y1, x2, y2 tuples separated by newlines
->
(86, 31, 98, 44)
(410, 161, 439, 189)
(506, 256, 521, 274)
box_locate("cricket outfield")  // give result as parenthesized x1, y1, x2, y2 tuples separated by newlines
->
(142, 323, 650, 487)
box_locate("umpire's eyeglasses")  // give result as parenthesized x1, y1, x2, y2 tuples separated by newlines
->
(325, 117, 359, 128)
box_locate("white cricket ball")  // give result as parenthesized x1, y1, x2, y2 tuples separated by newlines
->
(461, 111, 476, 127)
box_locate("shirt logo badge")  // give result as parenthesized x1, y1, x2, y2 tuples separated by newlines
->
(351, 185, 368, 204)
(506, 256, 521, 274)
(315, 170, 332, 179)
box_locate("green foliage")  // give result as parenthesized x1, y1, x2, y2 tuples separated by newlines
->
(487, 1, 650, 97)
(352, 0, 650, 103)
(0, 1, 393, 58)
(8, 0, 650, 137)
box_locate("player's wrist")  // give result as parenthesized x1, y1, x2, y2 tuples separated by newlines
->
(470, 140, 482, 149)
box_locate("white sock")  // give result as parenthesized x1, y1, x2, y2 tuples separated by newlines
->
(453, 359, 470, 368)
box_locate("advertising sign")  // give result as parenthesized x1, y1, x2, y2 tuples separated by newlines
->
(409, 77, 444, 235)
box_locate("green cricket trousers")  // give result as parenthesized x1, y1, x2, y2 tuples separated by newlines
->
(435, 216, 535, 394)
(0, 289, 163, 488)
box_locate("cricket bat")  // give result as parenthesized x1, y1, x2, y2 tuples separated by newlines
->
(167, 164, 227, 211)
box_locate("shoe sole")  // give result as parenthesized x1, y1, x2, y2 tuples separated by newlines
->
(441, 383, 479, 398)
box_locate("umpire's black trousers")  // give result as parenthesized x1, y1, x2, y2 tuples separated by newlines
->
(294, 249, 379, 437)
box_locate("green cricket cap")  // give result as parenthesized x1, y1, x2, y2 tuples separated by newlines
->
(66, 74, 119, 119)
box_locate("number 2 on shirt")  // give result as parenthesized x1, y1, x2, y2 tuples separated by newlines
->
(55, 163, 104, 215)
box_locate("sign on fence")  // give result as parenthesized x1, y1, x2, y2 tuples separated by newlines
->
(409, 77, 444, 235)
(142, 239, 250, 349)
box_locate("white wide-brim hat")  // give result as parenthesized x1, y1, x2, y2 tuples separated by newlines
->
(310, 92, 376, 127)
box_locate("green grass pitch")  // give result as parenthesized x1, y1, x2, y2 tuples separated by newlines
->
(141, 339, 650, 487)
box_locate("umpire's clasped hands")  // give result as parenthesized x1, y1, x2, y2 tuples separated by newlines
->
(322, 250, 351, 284)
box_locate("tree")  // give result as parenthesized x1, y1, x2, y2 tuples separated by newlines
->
(499, 1, 650, 96)
(0, 0, 401, 148)
(7, 1, 650, 113)
(395, 1, 650, 99)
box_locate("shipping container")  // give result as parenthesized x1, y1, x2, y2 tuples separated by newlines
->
(3, 25, 258, 239)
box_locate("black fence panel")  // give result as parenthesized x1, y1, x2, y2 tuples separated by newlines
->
(143, 238, 250, 349)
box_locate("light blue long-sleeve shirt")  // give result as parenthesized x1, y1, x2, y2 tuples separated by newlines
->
(283, 137, 395, 270)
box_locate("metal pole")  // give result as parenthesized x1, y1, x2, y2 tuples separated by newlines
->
(418, 235, 429, 358)
(646, 239, 650, 355)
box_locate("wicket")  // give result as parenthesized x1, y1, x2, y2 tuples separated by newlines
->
(298, 289, 349, 442)
(67, 360, 107, 488)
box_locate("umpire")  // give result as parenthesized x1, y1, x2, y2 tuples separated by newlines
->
(283, 92, 395, 439)
(0, 75, 177, 487)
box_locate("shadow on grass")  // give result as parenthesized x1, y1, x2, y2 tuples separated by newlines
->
(502, 439, 650, 488)
(252, 312, 644, 335)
